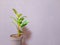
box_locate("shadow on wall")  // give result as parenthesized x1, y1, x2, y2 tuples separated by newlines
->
(22, 27, 32, 45)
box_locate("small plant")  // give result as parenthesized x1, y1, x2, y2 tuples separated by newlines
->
(11, 8, 29, 37)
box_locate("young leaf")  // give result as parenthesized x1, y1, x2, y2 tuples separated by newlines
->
(17, 16, 25, 24)
(19, 16, 27, 23)
(12, 8, 18, 15)
(18, 13, 22, 18)
(10, 16, 18, 24)
(21, 20, 29, 27)
(19, 17, 24, 23)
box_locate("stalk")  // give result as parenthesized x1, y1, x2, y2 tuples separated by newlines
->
(17, 24, 22, 37)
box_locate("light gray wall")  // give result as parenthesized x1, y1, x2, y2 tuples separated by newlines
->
(0, 0, 60, 45)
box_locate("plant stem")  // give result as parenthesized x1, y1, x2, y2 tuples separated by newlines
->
(17, 25, 20, 36)
(17, 24, 22, 37)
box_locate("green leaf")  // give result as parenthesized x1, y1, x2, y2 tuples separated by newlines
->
(21, 20, 29, 27)
(10, 16, 18, 24)
(18, 13, 22, 18)
(12, 8, 18, 15)
(17, 19, 20, 23)
(17, 16, 25, 24)
(19, 16, 27, 21)
(19, 17, 24, 23)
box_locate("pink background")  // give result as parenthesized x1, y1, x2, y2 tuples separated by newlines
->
(0, 0, 60, 45)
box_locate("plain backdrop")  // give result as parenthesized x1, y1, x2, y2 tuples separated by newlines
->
(0, 0, 60, 45)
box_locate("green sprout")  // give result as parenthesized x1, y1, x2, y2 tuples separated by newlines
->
(11, 8, 29, 37)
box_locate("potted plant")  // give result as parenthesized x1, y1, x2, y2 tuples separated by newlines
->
(10, 8, 29, 45)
